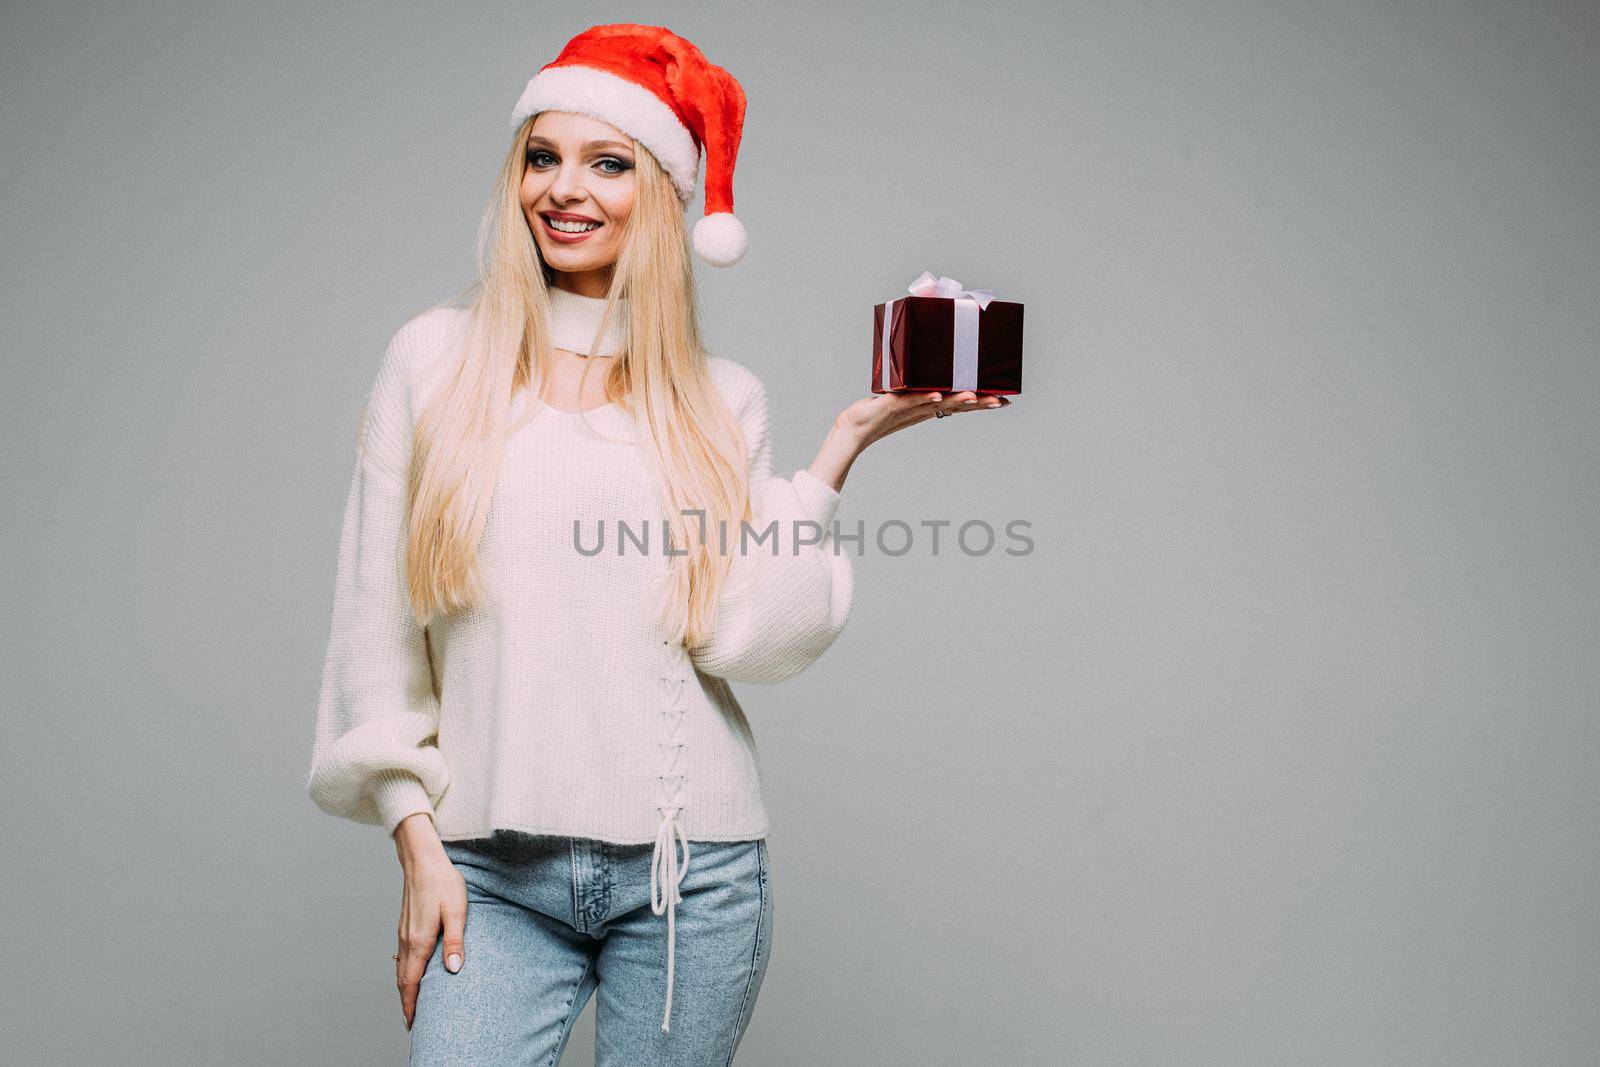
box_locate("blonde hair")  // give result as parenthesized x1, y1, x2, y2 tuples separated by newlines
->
(386, 114, 752, 651)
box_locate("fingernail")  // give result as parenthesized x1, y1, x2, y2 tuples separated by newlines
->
(964, 398, 977, 404)
(930, 393, 941, 402)
(447, 953, 462, 972)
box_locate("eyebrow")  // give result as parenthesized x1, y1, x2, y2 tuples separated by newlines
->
(526, 136, 633, 153)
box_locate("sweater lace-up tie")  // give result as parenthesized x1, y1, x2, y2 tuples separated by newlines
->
(650, 649, 692, 1031)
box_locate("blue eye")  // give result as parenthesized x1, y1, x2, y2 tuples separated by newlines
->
(525, 149, 632, 176)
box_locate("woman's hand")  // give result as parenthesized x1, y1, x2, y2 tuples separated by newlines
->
(840, 390, 1009, 450)
(805, 390, 1011, 493)
(392, 813, 465, 1031)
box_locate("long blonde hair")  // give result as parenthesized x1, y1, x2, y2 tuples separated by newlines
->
(385, 115, 752, 650)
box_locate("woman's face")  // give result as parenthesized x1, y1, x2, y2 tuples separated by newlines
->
(520, 110, 636, 293)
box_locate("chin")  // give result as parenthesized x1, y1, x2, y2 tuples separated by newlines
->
(546, 246, 613, 267)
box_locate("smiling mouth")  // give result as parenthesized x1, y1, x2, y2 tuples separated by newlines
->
(541, 213, 603, 233)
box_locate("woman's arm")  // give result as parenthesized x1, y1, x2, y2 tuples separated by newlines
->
(684, 378, 1010, 684)
(808, 388, 1011, 492)
(307, 316, 451, 837)
(685, 373, 852, 684)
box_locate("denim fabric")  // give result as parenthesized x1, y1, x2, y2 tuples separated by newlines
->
(410, 831, 772, 1066)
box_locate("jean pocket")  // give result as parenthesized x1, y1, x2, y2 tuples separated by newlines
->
(442, 835, 499, 861)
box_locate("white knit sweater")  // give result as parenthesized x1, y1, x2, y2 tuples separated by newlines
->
(307, 289, 853, 1028)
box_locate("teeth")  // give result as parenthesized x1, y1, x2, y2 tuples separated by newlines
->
(547, 217, 600, 233)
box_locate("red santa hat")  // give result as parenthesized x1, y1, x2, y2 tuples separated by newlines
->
(509, 24, 748, 268)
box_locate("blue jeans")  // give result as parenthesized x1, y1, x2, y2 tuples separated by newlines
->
(410, 831, 773, 1066)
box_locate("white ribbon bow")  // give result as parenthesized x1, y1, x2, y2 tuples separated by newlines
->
(906, 270, 997, 310)
(879, 271, 998, 391)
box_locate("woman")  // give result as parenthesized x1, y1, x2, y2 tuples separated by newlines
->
(307, 23, 1008, 1065)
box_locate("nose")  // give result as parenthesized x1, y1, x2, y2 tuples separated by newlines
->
(549, 158, 589, 206)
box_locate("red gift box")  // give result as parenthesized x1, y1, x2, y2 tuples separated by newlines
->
(872, 271, 1023, 396)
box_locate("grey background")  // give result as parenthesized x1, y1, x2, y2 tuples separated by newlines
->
(2, 0, 1596, 1063)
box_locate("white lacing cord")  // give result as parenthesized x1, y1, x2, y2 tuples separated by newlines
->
(650, 665, 690, 1032)
(650, 804, 690, 1033)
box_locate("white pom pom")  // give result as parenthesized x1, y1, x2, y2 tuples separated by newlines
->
(692, 212, 747, 267)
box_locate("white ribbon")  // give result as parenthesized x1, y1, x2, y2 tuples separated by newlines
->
(880, 271, 998, 392)
(905, 270, 997, 310)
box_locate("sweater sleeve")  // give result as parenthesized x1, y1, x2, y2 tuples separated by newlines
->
(306, 317, 450, 836)
(686, 371, 855, 684)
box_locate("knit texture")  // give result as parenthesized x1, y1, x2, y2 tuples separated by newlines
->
(307, 298, 854, 843)
(545, 284, 626, 356)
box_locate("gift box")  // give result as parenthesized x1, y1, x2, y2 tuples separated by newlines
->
(872, 271, 1023, 396)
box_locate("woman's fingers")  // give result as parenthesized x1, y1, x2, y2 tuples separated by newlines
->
(398, 909, 436, 1031)
(924, 392, 1010, 418)
(395, 851, 467, 1031)
(932, 391, 1010, 413)
(845, 389, 1009, 447)
(440, 879, 467, 974)
(395, 879, 412, 1029)
(965, 395, 1009, 410)
(395, 877, 410, 988)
